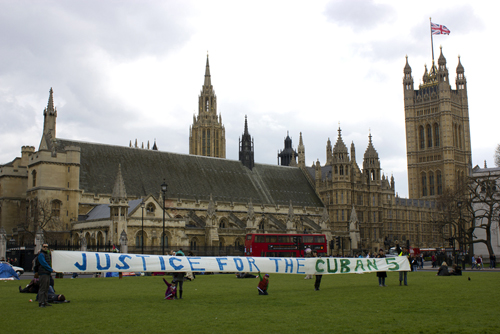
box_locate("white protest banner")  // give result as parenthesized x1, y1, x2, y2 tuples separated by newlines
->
(52, 251, 410, 275)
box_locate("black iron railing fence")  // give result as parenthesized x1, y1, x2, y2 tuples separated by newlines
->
(6, 242, 245, 272)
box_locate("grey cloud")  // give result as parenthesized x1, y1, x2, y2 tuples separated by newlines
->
(0, 1, 195, 163)
(324, 0, 396, 30)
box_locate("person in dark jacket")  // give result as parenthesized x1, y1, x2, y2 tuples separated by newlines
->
(172, 251, 186, 299)
(313, 251, 322, 291)
(437, 262, 450, 276)
(376, 249, 387, 287)
(37, 244, 56, 307)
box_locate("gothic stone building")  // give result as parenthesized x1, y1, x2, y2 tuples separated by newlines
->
(404, 47, 472, 199)
(287, 129, 440, 252)
(1, 50, 473, 254)
(0, 86, 330, 255)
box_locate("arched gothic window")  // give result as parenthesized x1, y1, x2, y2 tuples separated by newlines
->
(421, 172, 427, 197)
(433, 123, 440, 147)
(429, 172, 435, 196)
(426, 124, 432, 148)
(32, 170, 37, 187)
(419, 126, 425, 149)
(436, 171, 443, 195)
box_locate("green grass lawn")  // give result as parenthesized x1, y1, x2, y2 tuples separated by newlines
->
(1, 271, 498, 334)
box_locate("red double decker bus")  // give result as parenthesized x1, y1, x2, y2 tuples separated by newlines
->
(244, 233, 327, 257)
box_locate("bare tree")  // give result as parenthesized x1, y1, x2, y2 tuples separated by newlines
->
(434, 184, 466, 247)
(466, 171, 500, 258)
(17, 199, 65, 244)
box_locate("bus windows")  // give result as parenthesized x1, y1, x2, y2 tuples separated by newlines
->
(266, 235, 278, 243)
(303, 236, 314, 243)
(255, 235, 265, 243)
(277, 235, 291, 243)
(314, 236, 325, 243)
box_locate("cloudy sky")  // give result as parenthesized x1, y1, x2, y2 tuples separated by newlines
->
(1, 0, 498, 198)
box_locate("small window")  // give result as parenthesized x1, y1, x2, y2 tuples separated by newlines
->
(51, 200, 61, 217)
(146, 203, 156, 214)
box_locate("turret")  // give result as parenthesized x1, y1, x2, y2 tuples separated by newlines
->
(363, 132, 380, 183)
(403, 55, 414, 92)
(239, 115, 254, 170)
(456, 56, 466, 91)
(297, 132, 305, 167)
(437, 46, 450, 85)
(39, 88, 58, 151)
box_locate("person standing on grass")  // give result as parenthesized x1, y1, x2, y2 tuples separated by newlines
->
(173, 251, 186, 299)
(313, 251, 322, 291)
(257, 272, 269, 295)
(399, 247, 409, 286)
(37, 244, 55, 308)
(376, 249, 387, 287)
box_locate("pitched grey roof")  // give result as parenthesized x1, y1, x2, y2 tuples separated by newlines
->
(85, 199, 143, 220)
(55, 139, 323, 208)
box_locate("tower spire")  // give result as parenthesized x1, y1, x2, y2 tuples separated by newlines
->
(39, 87, 58, 151)
(239, 115, 254, 170)
(204, 53, 211, 87)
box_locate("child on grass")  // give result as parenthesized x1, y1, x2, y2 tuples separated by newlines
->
(257, 272, 269, 295)
(163, 278, 177, 300)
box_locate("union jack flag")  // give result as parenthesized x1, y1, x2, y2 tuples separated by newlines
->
(431, 22, 450, 35)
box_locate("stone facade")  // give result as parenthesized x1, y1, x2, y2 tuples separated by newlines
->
(302, 129, 439, 251)
(404, 47, 472, 199)
(0, 50, 476, 254)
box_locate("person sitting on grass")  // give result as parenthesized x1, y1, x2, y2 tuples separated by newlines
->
(47, 293, 70, 304)
(257, 272, 269, 295)
(450, 264, 462, 276)
(236, 272, 257, 278)
(163, 278, 176, 300)
(437, 262, 450, 276)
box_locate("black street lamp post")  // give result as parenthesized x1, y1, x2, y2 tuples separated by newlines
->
(457, 201, 463, 266)
(161, 180, 168, 255)
(141, 199, 145, 255)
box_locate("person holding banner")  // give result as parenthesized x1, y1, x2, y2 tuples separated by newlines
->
(313, 251, 322, 291)
(399, 247, 409, 286)
(257, 272, 269, 295)
(173, 251, 186, 299)
(376, 249, 387, 287)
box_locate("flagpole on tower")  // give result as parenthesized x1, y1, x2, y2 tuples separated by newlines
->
(429, 17, 435, 63)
